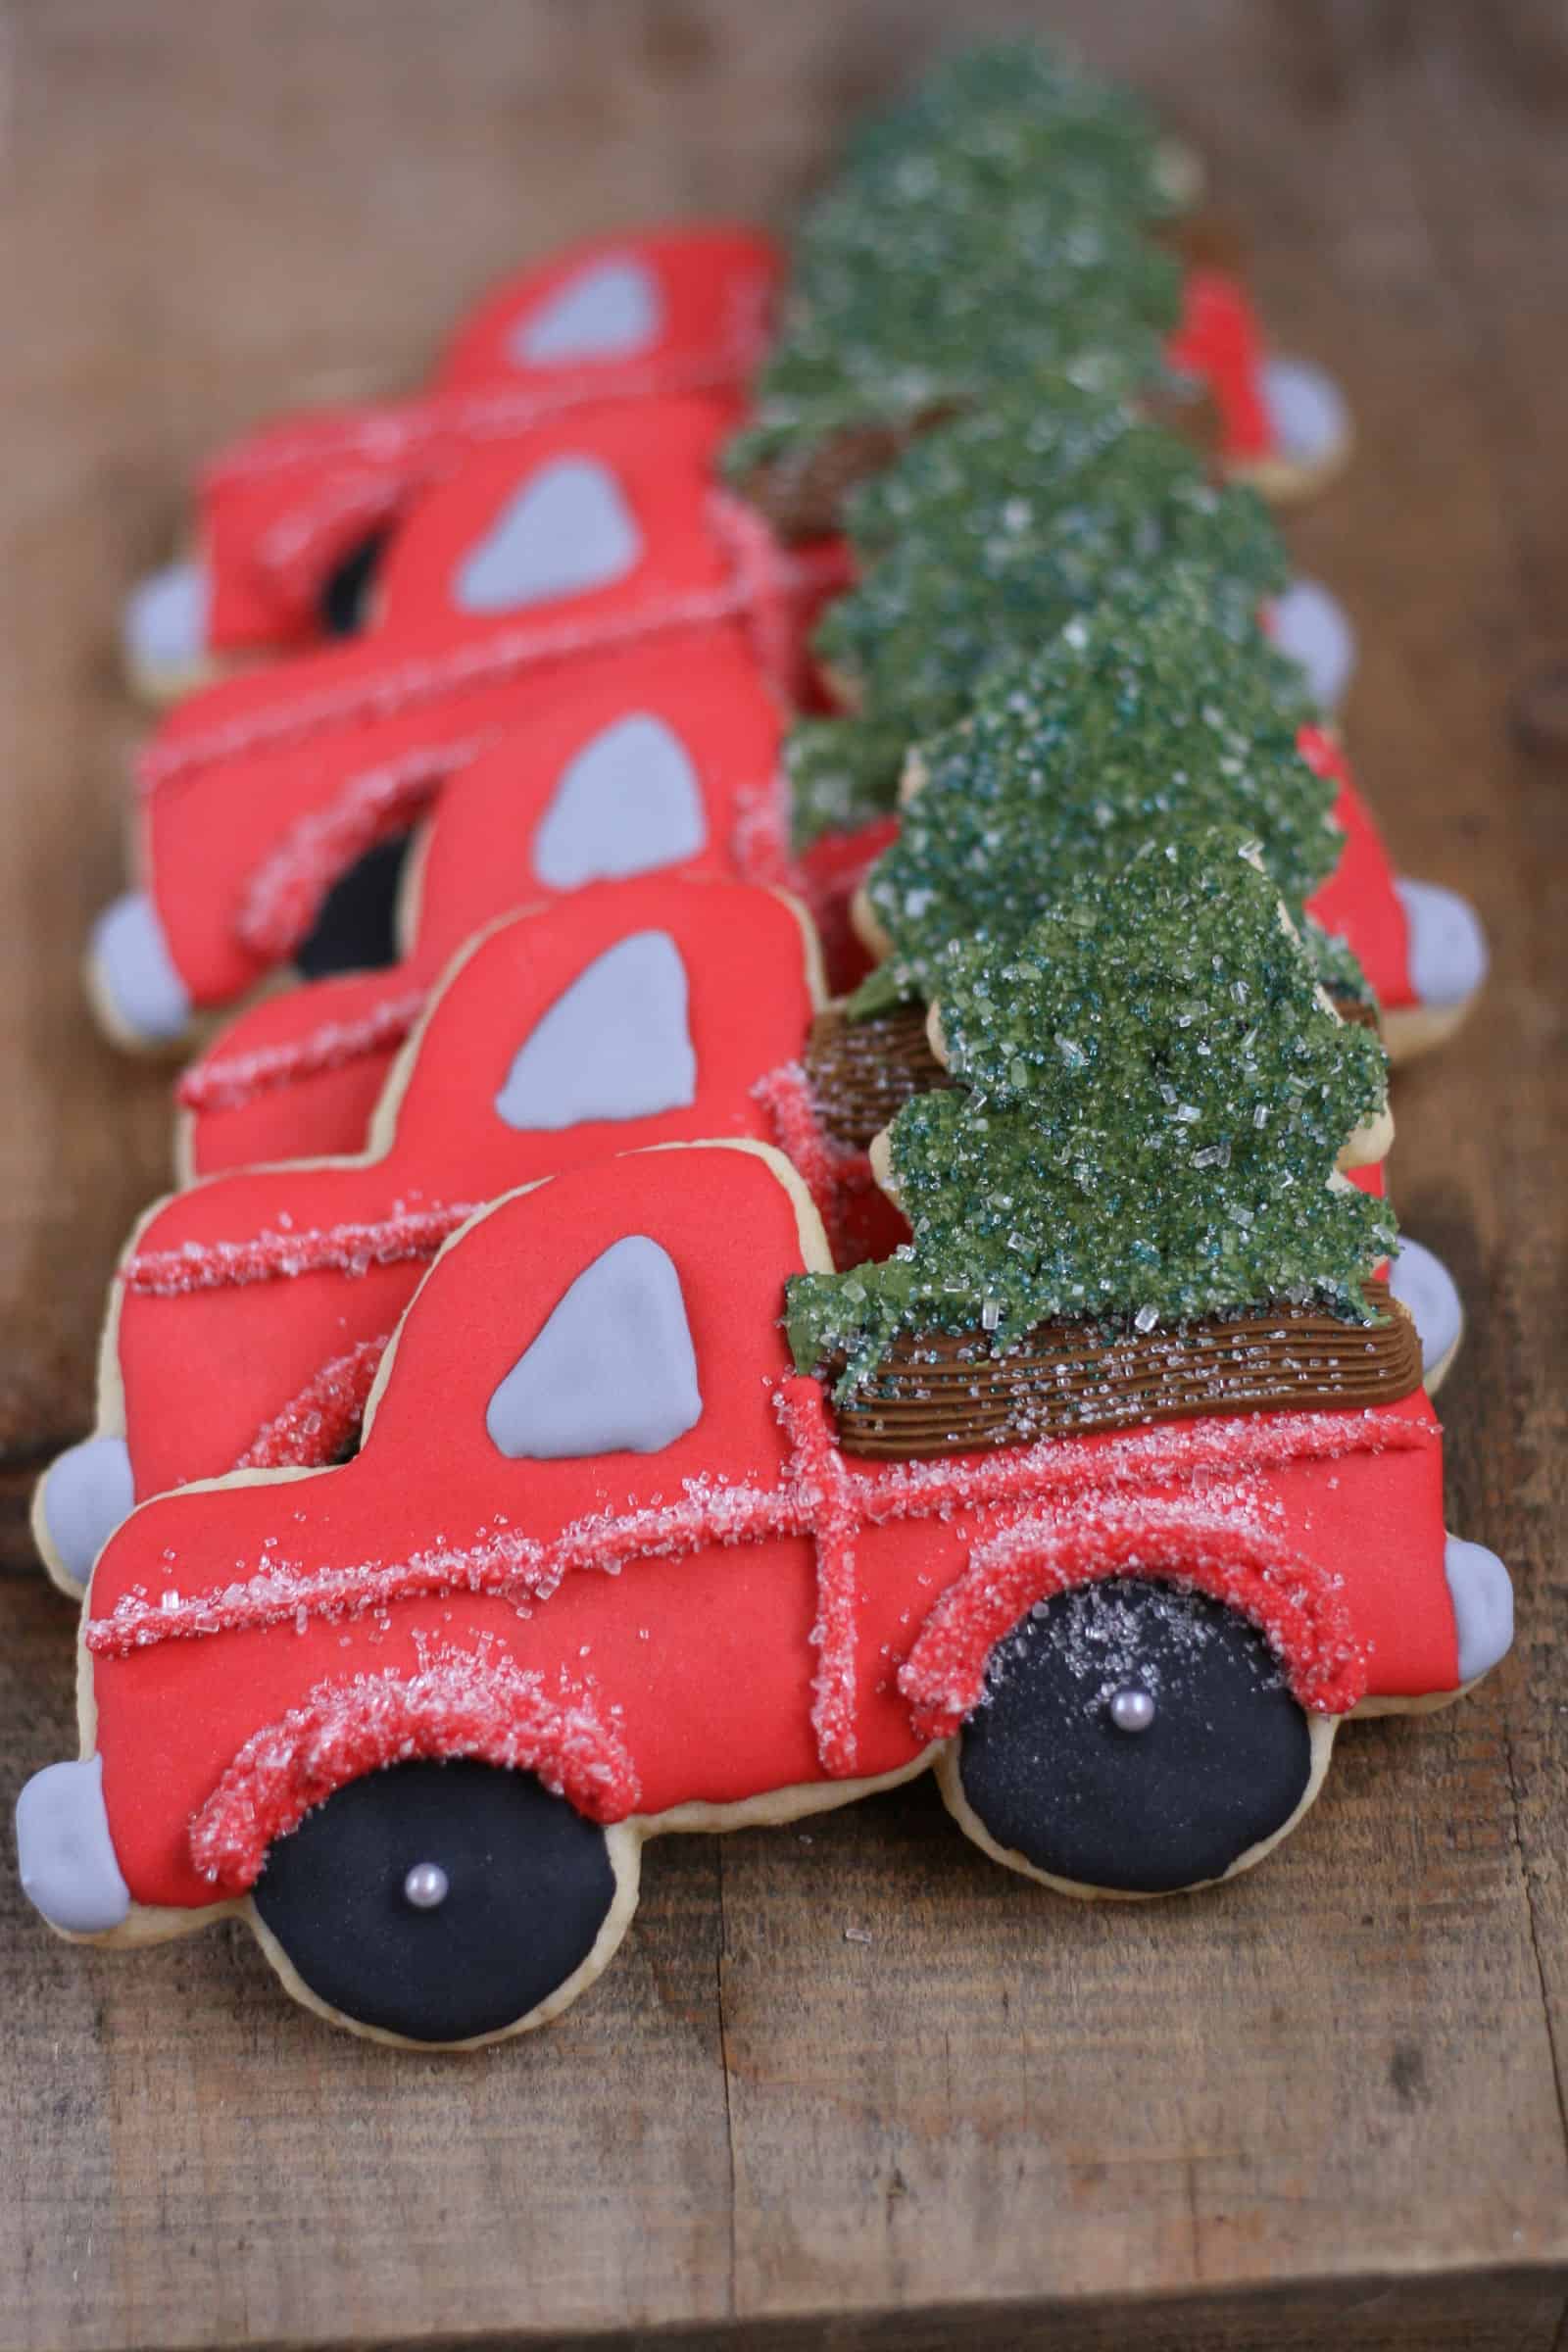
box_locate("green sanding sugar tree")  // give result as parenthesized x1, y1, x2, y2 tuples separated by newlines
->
(787, 831, 1396, 1394)
(851, 565, 1349, 1013)
(836, 39, 1187, 226)
(789, 399, 1290, 841)
(728, 184, 1180, 493)
(838, 378, 1146, 555)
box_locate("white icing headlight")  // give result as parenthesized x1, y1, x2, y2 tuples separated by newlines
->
(1444, 1537, 1514, 1685)
(1268, 576, 1355, 710)
(39, 1434, 134, 1592)
(1260, 356, 1350, 466)
(88, 892, 193, 1046)
(1396, 878, 1490, 1010)
(16, 1756, 130, 1935)
(122, 558, 210, 678)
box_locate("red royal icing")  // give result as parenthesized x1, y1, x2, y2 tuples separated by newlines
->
(796, 814, 901, 997)
(82, 1149, 1461, 1915)
(752, 1059, 910, 1270)
(1298, 726, 1415, 1011)
(1165, 267, 1272, 463)
(135, 401, 848, 1013)
(199, 227, 780, 651)
(178, 636, 797, 1171)
(109, 880, 819, 1502)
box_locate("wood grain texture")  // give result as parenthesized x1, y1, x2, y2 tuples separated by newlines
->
(1, 3, 1564, 2346)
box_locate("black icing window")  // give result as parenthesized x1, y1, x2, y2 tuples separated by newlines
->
(316, 529, 389, 639)
(293, 833, 414, 979)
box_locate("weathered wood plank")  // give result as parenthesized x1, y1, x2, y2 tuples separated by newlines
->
(1, 3, 1563, 2347)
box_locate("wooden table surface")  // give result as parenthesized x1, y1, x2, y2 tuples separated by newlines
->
(3, 4, 1565, 2347)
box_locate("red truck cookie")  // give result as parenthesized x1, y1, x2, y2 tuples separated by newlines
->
(173, 638, 795, 1174)
(122, 227, 782, 698)
(122, 228, 1343, 702)
(40, 880, 824, 1593)
(802, 725, 1488, 1066)
(92, 398, 847, 1049)
(18, 1144, 1511, 2048)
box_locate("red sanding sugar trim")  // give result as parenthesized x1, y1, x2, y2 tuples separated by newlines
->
(230, 355, 748, 497)
(189, 1653, 640, 1888)
(856, 1398, 1430, 1526)
(88, 1378, 1423, 1729)
(707, 490, 850, 693)
(233, 1335, 391, 1472)
(140, 590, 741, 793)
(122, 1200, 478, 1295)
(754, 1062, 846, 1256)
(779, 1382, 867, 1778)
(139, 500, 847, 795)
(177, 988, 430, 1113)
(753, 1062, 880, 1266)
(235, 731, 497, 961)
(256, 471, 408, 581)
(728, 771, 798, 891)
(202, 267, 774, 492)
(900, 1503, 1367, 1734)
(249, 354, 760, 603)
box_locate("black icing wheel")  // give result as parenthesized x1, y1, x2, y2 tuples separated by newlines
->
(292, 831, 413, 979)
(955, 1575, 1316, 1894)
(252, 1758, 621, 2043)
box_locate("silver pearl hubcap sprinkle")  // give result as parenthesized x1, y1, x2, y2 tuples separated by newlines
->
(403, 1861, 450, 1910)
(1107, 1686, 1156, 1735)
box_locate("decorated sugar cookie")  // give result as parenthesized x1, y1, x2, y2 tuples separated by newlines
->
(38, 879, 823, 1595)
(91, 399, 847, 1051)
(173, 635, 795, 1175)
(725, 41, 1350, 538)
(122, 226, 780, 703)
(18, 1133, 1509, 2049)
(831, 573, 1484, 1062)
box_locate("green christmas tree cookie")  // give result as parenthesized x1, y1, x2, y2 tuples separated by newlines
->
(729, 185, 1180, 498)
(836, 39, 1191, 226)
(850, 566, 1348, 1013)
(723, 40, 1190, 515)
(790, 398, 1289, 842)
(788, 831, 1396, 1396)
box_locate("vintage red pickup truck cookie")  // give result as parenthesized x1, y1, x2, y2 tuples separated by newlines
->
(91, 397, 847, 1051)
(172, 636, 795, 1176)
(38, 880, 825, 1594)
(17, 1144, 1511, 2049)
(120, 222, 1339, 704)
(801, 724, 1487, 1069)
(165, 710, 1481, 1206)
(122, 226, 782, 702)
